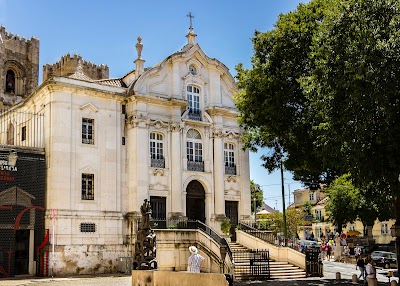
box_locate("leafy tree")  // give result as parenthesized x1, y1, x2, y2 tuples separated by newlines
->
(250, 180, 263, 212)
(303, 201, 312, 216)
(303, 0, 400, 220)
(325, 174, 359, 233)
(235, 0, 339, 185)
(236, 0, 399, 231)
(259, 208, 305, 238)
(325, 174, 393, 238)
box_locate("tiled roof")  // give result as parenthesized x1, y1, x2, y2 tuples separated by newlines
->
(316, 196, 329, 205)
(262, 202, 279, 213)
(95, 78, 127, 88)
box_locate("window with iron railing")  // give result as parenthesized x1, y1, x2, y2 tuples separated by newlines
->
(187, 85, 201, 121)
(150, 132, 165, 168)
(82, 173, 94, 200)
(224, 143, 236, 175)
(82, 118, 94, 144)
(187, 129, 204, 171)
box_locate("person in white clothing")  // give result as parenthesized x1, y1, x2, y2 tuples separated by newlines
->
(187, 246, 205, 273)
(365, 258, 377, 286)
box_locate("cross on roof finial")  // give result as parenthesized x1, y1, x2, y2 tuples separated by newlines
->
(187, 12, 194, 30)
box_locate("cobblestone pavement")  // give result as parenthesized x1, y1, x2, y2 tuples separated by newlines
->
(0, 260, 398, 286)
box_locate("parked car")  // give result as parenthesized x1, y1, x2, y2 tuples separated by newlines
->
(371, 251, 397, 269)
(299, 240, 320, 253)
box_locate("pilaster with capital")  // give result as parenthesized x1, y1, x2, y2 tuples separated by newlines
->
(170, 122, 184, 213)
(213, 127, 225, 216)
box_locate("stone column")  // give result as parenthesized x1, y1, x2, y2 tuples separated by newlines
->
(213, 128, 225, 217)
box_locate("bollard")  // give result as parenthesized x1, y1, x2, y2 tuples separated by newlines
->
(336, 272, 341, 280)
(352, 274, 358, 283)
(390, 280, 398, 286)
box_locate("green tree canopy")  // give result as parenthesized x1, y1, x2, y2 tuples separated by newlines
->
(251, 180, 264, 212)
(235, 0, 400, 225)
(259, 208, 305, 238)
(235, 0, 339, 184)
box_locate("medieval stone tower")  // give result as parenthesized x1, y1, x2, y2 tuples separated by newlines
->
(0, 26, 39, 108)
(43, 54, 109, 81)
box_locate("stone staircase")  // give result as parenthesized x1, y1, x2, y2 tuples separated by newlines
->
(230, 242, 307, 280)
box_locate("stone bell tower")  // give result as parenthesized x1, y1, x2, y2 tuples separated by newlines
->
(0, 26, 39, 108)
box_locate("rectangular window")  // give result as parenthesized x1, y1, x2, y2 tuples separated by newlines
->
(309, 193, 314, 201)
(82, 173, 94, 200)
(80, 223, 96, 232)
(224, 143, 235, 167)
(21, 126, 26, 141)
(381, 222, 389, 235)
(82, 118, 94, 144)
(315, 209, 322, 220)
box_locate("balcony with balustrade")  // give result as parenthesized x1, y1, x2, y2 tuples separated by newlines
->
(187, 160, 204, 172)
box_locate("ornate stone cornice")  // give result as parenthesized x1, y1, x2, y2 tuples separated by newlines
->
(169, 122, 185, 132)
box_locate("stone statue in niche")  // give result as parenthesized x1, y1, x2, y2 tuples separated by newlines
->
(133, 199, 157, 270)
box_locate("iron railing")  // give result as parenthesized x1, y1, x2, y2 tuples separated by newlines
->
(0, 108, 45, 148)
(188, 110, 202, 121)
(187, 161, 204, 172)
(151, 219, 233, 263)
(151, 158, 165, 168)
(238, 222, 275, 244)
(224, 165, 236, 175)
(233, 249, 270, 280)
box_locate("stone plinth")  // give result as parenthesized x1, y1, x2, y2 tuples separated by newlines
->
(131, 270, 227, 286)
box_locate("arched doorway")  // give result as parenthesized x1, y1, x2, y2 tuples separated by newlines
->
(186, 180, 205, 223)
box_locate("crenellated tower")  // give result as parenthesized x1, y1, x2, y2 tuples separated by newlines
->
(0, 25, 39, 108)
(43, 54, 109, 82)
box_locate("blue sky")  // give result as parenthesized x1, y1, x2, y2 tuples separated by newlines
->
(1, 0, 308, 211)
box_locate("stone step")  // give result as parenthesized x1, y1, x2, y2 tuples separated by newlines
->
(229, 242, 307, 280)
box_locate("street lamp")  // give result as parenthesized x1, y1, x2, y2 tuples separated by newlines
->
(8, 149, 18, 167)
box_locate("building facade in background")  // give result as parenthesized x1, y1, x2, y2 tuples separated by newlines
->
(291, 187, 395, 246)
(0, 26, 251, 276)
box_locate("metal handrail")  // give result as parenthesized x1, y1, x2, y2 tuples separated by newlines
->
(238, 221, 275, 245)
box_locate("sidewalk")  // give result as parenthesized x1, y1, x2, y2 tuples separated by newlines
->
(0, 260, 398, 286)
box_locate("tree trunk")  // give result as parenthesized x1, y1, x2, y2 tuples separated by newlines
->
(394, 195, 400, 283)
(366, 225, 374, 243)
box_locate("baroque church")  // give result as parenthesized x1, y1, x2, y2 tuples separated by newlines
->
(0, 23, 251, 276)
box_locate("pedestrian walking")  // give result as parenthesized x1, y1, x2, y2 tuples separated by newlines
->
(356, 256, 366, 281)
(354, 244, 361, 260)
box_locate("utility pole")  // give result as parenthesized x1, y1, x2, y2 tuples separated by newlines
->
(253, 197, 257, 227)
(281, 161, 288, 246)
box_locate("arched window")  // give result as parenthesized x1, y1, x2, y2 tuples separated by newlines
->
(6, 69, 15, 93)
(187, 85, 201, 120)
(187, 129, 202, 162)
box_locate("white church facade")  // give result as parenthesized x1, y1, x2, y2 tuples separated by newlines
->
(0, 25, 251, 275)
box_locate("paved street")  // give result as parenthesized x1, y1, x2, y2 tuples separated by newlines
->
(0, 260, 398, 286)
